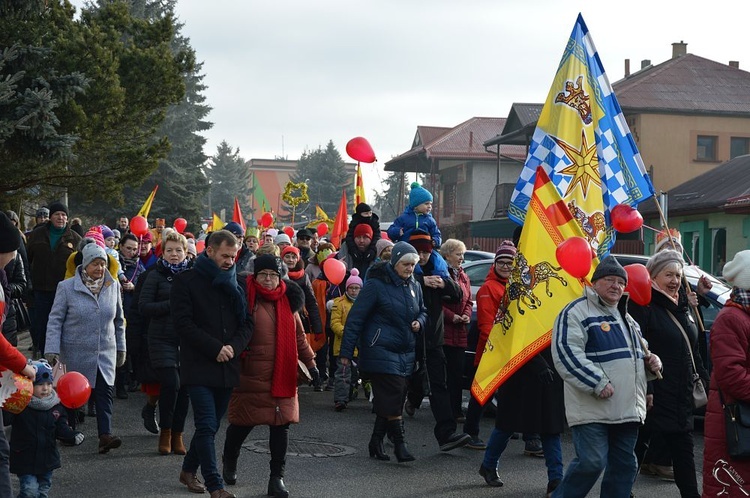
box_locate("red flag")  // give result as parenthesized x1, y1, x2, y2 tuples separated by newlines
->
(232, 197, 246, 234)
(330, 190, 348, 249)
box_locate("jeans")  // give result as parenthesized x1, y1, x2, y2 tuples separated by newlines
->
(18, 472, 52, 498)
(183, 386, 232, 493)
(156, 367, 190, 432)
(483, 429, 563, 483)
(334, 357, 358, 404)
(553, 423, 639, 498)
(442, 345, 465, 419)
(32, 290, 55, 354)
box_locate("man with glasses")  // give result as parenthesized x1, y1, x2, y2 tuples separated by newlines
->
(294, 228, 314, 267)
(551, 256, 662, 498)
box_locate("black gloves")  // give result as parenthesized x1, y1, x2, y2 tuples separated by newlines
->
(309, 366, 321, 386)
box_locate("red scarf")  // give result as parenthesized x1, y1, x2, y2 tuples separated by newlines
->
(246, 276, 298, 398)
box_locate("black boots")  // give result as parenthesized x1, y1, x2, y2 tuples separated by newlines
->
(386, 418, 415, 463)
(267, 476, 288, 497)
(368, 416, 390, 461)
(222, 453, 238, 486)
(141, 400, 159, 434)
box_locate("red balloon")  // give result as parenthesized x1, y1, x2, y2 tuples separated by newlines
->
(283, 226, 294, 238)
(260, 212, 273, 228)
(556, 236, 593, 279)
(345, 137, 377, 163)
(130, 215, 149, 237)
(316, 222, 329, 237)
(195, 240, 205, 253)
(611, 204, 643, 233)
(56, 372, 92, 409)
(173, 217, 187, 234)
(324, 258, 346, 285)
(624, 264, 652, 306)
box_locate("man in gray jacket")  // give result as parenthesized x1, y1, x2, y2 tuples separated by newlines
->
(551, 256, 662, 498)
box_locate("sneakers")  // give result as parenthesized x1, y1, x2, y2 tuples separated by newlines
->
(404, 399, 416, 417)
(439, 432, 471, 452)
(465, 436, 487, 450)
(179, 470, 206, 494)
(98, 434, 122, 454)
(641, 463, 675, 481)
(523, 438, 544, 457)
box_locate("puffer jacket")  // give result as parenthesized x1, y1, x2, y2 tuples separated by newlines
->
(26, 223, 81, 292)
(474, 265, 506, 365)
(227, 280, 315, 427)
(340, 261, 427, 376)
(330, 294, 355, 356)
(703, 304, 750, 497)
(387, 208, 441, 247)
(552, 286, 651, 427)
(139, 261, 181, 369)
(443, 266, 472, 348)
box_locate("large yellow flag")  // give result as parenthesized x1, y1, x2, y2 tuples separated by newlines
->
(137, 185, 158, 218)
(354, 163, 366, 209)
(209, 212, 224, 232)
(471, 168, 589, 404)
(315, 205, 329, 221)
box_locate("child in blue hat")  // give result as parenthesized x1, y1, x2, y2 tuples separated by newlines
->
(387, 182, 442, 247)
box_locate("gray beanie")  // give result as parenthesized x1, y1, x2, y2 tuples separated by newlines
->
(646, 249, 683, 278)
(375, 238, 394, 258)
(591, 255, 628, 283)
(390, 241, 418, 266)
(82, 243, 107, 268)
(274, 233, 291, 246)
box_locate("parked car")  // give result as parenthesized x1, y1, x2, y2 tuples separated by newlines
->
(463, 250, 494, 263)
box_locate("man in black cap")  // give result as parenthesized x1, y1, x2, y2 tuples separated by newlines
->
(294, 228, 314, 267)
(26, 201, 81, 357)
(551, 256, 662, 498)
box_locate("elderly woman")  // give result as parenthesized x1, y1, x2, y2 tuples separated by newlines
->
(339, 242, 427, 463)
(45, 243, 126, 454)
(703, 251, 750, 497)
(221, 255, 318, 498)
(139, 230, 192, 455)
(628, 249, 707, 498)
(439, 239, 472, 422)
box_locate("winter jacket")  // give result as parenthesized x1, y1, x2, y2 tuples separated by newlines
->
(227, 281, 315, 427)
(139, 262, 181, 369)
(629, 289, 708, 433)
(474, 265, 506, 365)
(337, 239, 376, 278)
(330, 295, 355, 356)
(2, 254, 28, 344)
(413, 256, 461, 352)
(552, 286, 651, 427)
(387, 208, 441, 247)
(5, 397, 77, 475)
(45, 267, 126, 387)
(340, 261, 427, 376)
(442, 266, 472, 348)
(0, 272, 29, 374)
(26, 223, 81, 292)
(170, 266, 252, 389)
(703, 305, 750, 497)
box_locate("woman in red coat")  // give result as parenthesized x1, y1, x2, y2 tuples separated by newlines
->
(703, 250, 750, 497)
(221, 255, 317, 498)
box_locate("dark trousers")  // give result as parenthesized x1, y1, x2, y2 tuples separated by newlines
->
(637, 424, 672, 466)
(67, 369, 114, 436)
(156, 366, 190, 432)
(32, 290, 55, 354)
(224, 423, 290, 478)
(443, 345, 465, 419)
(407, 346, 457, 444)
(0, 410, 11, 498)
(636, 428, 700, 498)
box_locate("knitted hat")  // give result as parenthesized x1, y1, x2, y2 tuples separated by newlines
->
(31, 360, 53, 385)
(100, 225, 114, 240)
(0, 212, 21, 253)
(375, 239, 394, 258)
(82, 243, 107, 268)
(645, 249, 683, 278)
(36, 207, 49, 219)
(408, 182, 433, 209)
(353, 223, 374, 240)
(494, 241, 517, 262)
(723, 250, 750, 290)
(345, 268, 363, 289)
(253, 254, 283, 277)
(140, 231, 153, 243)
(112, 229, 121, 239)
(391, 241, 418, 266)
(245, 227, 260, 239)
(84, 226, 106, 248)
(224, 222, 244, 237)
(592, 255, 628, 283)
(355, 203, 372, 214)
(47, 201, 68, 217)
(655, 228, 682, 253)
(408, 229, 433, 253)
(274, 233, 292, 246)
(281, 245, 300, 258)
(186, 238, 197, 257)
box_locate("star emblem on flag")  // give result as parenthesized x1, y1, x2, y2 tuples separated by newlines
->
(556, 131, 600, 198)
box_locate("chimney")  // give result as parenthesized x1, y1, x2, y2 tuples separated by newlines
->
(730, 61, 740, 69)
(625, 58, 631, 77)
(641, 59, 651, 69)
(469, 131, 474, 148)
(672, 41, 687, 58)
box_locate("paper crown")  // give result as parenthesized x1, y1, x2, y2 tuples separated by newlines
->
(655, 228, 682, 252)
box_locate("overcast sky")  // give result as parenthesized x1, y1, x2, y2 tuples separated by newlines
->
(73, 1, 750, 198)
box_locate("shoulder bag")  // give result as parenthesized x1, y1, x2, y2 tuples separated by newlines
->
(666, 310, 707, 408)
(719, 388, 750, 460)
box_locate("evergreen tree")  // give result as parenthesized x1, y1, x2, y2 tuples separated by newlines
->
(372, 172, 429, 221)
(205, 141, 252, 220)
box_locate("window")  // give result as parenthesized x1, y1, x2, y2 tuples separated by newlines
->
(712, 228, 727, 276)
(443, 183, 456, 217)
(730, 137, 750, 159)
(696, 135, 717, 161)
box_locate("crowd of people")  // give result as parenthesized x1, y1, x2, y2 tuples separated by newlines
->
(1, 182, 750, 497)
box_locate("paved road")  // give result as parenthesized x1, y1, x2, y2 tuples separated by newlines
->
(13, 331, 696, 497)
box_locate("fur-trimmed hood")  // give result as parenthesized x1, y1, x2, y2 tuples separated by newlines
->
(283, 278, 305, 314)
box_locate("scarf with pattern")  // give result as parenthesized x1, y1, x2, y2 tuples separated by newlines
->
(726, 287, 750, 314)
(81, 268, 105, 296)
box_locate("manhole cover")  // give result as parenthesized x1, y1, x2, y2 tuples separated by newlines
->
(244, 439, 356, 458)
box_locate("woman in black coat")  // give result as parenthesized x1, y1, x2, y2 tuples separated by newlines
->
(628, 250, 707, 498)
(139, 230, 192, 455)
(1, 253, 28, 346)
